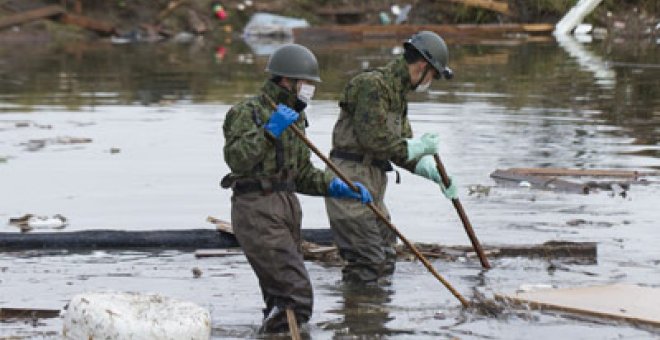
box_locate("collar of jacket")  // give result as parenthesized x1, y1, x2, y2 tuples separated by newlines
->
(384, 56, 413, 95)
(260, 79, 307, 112)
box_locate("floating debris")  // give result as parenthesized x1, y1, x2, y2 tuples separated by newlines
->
(8, 214, 68, 232)
(468, 184, 492, 197)
(490, 167, 658, 194)
(63, 292, 210, 340)
(191, 267, 203, 279)
(20, 136, 93, 151)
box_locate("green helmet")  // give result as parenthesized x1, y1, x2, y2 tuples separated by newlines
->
(265, 44, 321, 82)
(404, 31, 452, 79)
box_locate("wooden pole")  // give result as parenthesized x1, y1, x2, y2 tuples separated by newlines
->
(288, 124, 469, 307)
(433, 154, 491, 269)
(285, 308, 301, 340)
(262, 95, 469, 306)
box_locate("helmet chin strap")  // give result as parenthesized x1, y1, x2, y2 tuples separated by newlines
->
(413, 63, 432, 90)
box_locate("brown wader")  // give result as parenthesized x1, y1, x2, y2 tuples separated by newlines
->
(229, 177, 312, 331)
(324, 156, 397, 285)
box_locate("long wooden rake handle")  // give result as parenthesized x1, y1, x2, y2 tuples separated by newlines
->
(433, 154, 491, 269)
(288, 124, 469, 307)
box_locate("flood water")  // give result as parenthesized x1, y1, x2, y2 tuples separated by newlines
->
(1, 35, 659, 339)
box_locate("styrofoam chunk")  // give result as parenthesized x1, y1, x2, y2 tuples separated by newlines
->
(62, 292, 211, 340)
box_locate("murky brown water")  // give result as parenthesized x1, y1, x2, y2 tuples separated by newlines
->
(1, 35, 659, 338)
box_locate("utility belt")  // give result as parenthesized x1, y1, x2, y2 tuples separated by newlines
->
(329, 149, 393, 172)
(221, 172, 296, 196)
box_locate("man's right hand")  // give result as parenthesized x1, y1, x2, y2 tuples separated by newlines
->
(264, 104, 299, 139)
(406, 132, 439, 161)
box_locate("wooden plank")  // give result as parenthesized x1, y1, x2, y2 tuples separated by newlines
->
(0, 5, 64, 30)
(447, 0, 510, 16)
(490, 169, 590, 194)
(408, 241, 596, 263)
(495, 284, 660, 327)
(58, 12, 116, 36)
(293, 23, 553, 41)
(207, 216, 233, 234)
(508, 167, 656, 178)
(0, 308, 60, 319)
(194, 248, 242, 258)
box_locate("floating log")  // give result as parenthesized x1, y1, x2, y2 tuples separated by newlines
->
(495, 284, 660, 327)
(293, 23, 553, 42)
(404, 241, 597, 263)
(490, 169, 590, 194)
(0, 5, 64, 30)
(0, 229, 334, 251)
(507, 167, 657, 178)
(447, 0, 511, 16)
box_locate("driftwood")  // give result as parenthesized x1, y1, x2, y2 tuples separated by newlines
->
(194, 239, 596, 264)
(447, 0, 511, 16)
(0, 5, 64, 30)
(399, 241, 597, 264)
(59, 12, 115, 35)
(0, 4, 115, 35)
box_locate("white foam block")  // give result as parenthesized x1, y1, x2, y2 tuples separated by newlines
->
(63, 292, 211, 339)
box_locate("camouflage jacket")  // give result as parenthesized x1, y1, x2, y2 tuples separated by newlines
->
(331, 56, 417, 172)
(223, 80, 333, 196)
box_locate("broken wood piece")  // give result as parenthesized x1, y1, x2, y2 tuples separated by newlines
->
(495, 284, 660, 327)
(0, 5, 64, 30)
(58, 12, 116, 36)
(207, 216, 233, 234)
(0, 307, 61, 320)
(404, 241, 597, 263)
(447, 0, 510, 16)
(490, 169, 590, 194)
(194, 248, 242, 258)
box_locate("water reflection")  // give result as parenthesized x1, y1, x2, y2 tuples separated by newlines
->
(326, 285, 403, 338)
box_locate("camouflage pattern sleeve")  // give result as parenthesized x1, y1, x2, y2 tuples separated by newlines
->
(351, 77, 408, 158)
(295, 154, 334, 196)
(222, 104, 272, 174)
(390, 114, 418, 172)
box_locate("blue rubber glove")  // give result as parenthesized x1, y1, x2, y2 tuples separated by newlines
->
(406, 132, 439, 161)
(414, 155, 458, 200)
(327, 177, 373, 204)
(264, 104, 299, 139)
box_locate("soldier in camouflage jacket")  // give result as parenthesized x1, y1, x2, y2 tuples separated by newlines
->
(325, 31, 458, 287)
(222, 44, 372, 333)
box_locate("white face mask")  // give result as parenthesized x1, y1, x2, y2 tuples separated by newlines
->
(415, 80, 431, 93)
(298, 83, 315, 103)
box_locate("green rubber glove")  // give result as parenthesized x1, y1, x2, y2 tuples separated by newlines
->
(406, 133, 439, 161)
(414, 155, 458, 200)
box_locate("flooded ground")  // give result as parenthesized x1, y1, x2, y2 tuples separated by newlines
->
(1, 35, 659, 339)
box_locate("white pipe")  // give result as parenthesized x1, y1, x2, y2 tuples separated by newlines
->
(554, 0, 604, 36)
